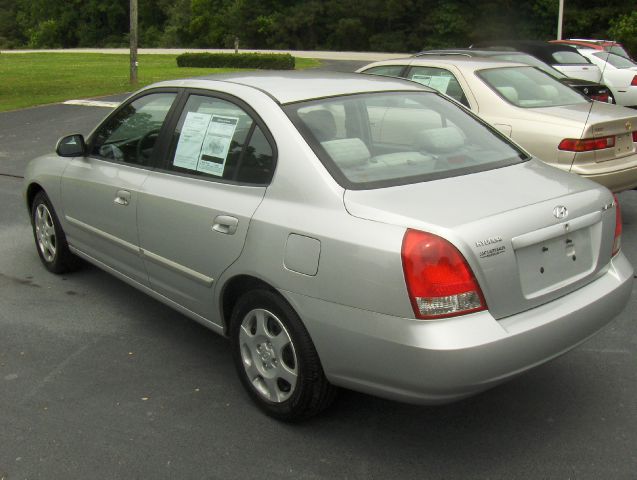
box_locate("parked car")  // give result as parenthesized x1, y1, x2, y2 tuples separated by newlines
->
(471, 40, 602, 83)
(416, 49, 614, 103)
(358, 56, 637, 192)
(551, 39, 633, 61)
(576, 49, 637, 108)
(25, 72, 633, 420)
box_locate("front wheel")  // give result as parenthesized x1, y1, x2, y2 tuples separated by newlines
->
(31, 190, 80, 274)
(230, 289, 336, 421)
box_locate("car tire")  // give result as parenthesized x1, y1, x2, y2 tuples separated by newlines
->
(230, 289, 336, 421)
(31, 190, 80, 274)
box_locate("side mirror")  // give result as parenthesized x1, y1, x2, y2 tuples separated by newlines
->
(56, 134, 87, 157)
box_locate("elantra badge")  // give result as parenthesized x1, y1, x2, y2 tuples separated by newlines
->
(553, 205, 568, 219)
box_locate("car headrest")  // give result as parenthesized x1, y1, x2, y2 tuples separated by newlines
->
(496, 86, 519, 104)
(415, 126, 465, 153)
(321, 138, 370, 168)
(303, 109, 337, 141)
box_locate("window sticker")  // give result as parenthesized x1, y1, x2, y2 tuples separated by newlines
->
(174, 112, 210, 170)
(173, 111, 239, 177)
(410, 74, 451, 94)
(198, 115, 239, 176)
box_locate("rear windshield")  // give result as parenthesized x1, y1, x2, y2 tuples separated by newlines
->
(593, 51, 637, 69)
(607, 45, 631, 59)
(551, 51, 591, 65)
(284, 92, 526, 190)
(478, 66, 589, 108)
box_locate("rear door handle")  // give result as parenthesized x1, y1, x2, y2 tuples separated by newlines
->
(114, 189, 131, 206)
(212, 215, 239, 235)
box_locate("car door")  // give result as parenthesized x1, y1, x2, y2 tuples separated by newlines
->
(137, 91, 276, 320)
(60, 91, 179, 286)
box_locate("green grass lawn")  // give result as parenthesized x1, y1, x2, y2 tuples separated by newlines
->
(0, 53, 321, 112)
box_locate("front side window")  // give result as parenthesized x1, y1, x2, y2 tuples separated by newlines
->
(478, 66, 589, 108)
(285, 91, 526, 189)
(166, 95, 274, 184)
(91, 93, 177, 165)
(406, 66, 469, 107)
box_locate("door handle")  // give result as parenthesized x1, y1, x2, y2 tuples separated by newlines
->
(212, 215, 239, 235)
(114, 189, 131, 206)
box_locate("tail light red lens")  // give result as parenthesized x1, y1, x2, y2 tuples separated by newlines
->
(401, 229, 486, 319)
(631, 75, 637, 86)
(558, 135, 615, 152)
(590, 92, 609, 103)
(633, 131, 637, 142)
(612, 194, 622, 257)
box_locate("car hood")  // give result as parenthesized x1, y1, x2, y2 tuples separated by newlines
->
(344, 159, 616, 319)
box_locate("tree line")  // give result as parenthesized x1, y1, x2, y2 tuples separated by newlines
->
(0, 0, 635, 55)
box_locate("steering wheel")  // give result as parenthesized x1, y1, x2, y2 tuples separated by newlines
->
(136, 129, 161, 164)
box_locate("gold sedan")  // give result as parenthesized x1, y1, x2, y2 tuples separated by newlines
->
(359, 56, 637, 192)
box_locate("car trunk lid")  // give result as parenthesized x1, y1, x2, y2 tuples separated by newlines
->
(539, 102, 637, 165)
(343, 160, 617, 320)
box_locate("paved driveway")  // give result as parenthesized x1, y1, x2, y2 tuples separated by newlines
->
(1, 59, 636, 480)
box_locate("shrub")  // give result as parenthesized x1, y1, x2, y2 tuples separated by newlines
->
(176, 52, 295, 69)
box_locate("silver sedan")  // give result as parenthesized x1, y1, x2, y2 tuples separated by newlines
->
(24, 72, 633, 420)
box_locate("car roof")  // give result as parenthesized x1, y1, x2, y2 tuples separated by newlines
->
(473, 40, 582, 55)
(369, 55, 527, 71)
(148, 70, 428, 104)
(416, 49, 538, 58)
(551, 40, 604, 50)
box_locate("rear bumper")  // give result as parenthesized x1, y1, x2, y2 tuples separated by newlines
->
(572, 155, 637, 192)
(282, 253, 633, 405)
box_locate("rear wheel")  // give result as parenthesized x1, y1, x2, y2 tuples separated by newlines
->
(230, 289, 336, 421)
(31, 191, 80, 274)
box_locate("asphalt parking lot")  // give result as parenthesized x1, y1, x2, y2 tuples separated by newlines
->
(1, 60, 636, 479)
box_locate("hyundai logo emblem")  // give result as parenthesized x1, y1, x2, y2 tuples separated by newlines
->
(553, 205, 568, 219)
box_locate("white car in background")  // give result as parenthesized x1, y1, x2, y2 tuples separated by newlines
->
(578, 49, 637, 108)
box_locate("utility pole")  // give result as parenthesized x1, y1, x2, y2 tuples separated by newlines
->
(557, 0, 564, 40)
(130, 0, 138, 84)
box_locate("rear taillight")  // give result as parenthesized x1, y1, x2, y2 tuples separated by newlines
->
(633, 131, 637, 142)
(612, 194, 622, 257)
(590, 92, 609, 103)
(558, 135, 615, 152)
(401, 229, 486, 319)
(631, 75, 637, 86)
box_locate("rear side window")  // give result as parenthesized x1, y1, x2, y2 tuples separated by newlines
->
(551, 51, 591, 64)
(166, 95, 274, 185)
(285, 91, 526, 190)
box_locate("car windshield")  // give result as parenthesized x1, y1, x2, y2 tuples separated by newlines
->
(491, 53, 566, 78)
(593, 52, 637, 69)
(478, 66, 589, 108)
(284, 92, 526, 189)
